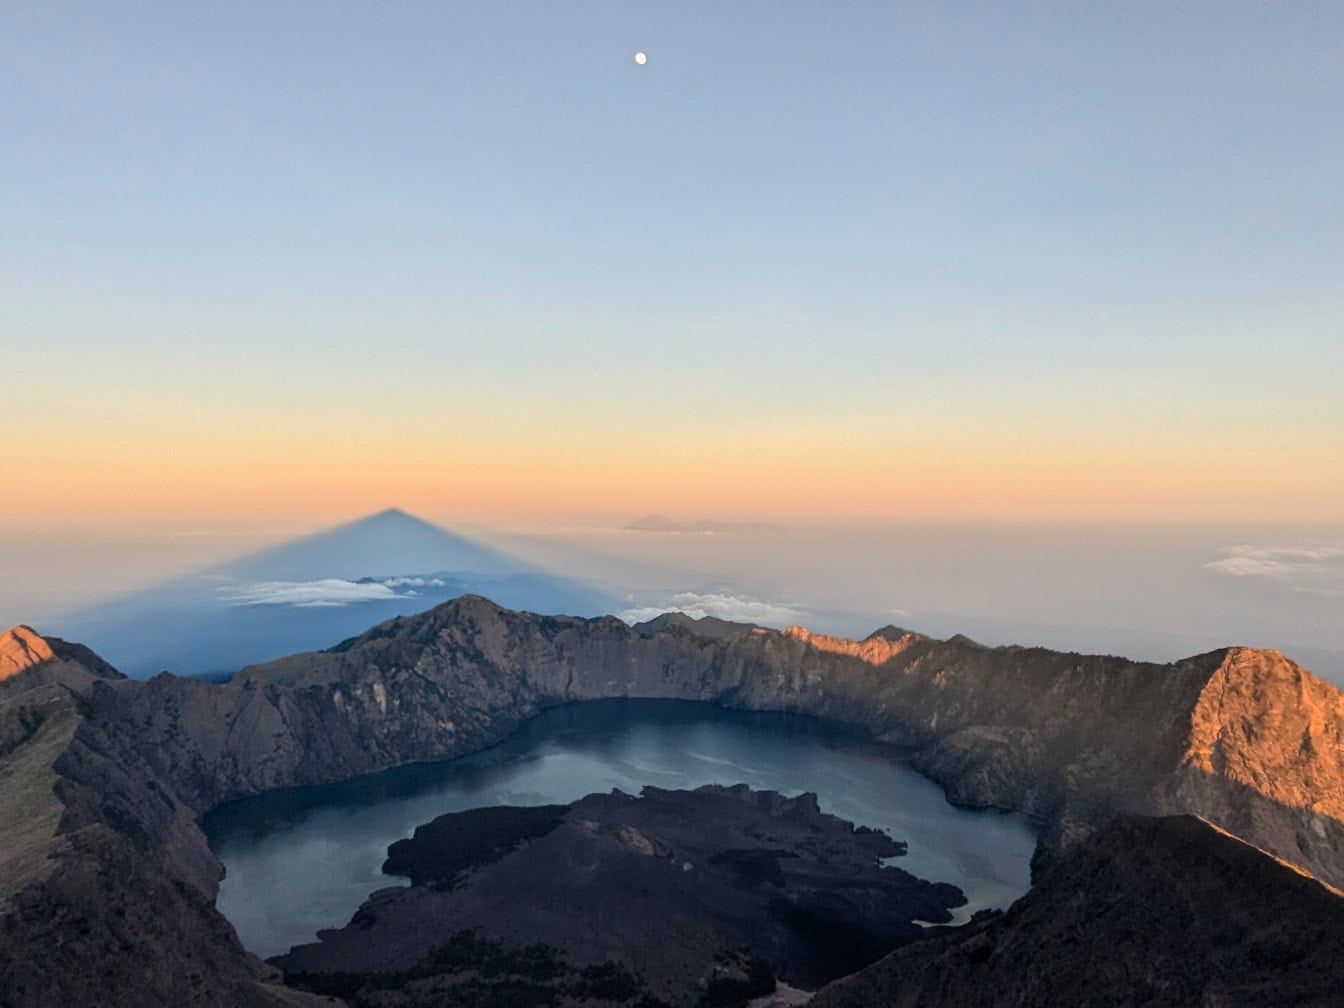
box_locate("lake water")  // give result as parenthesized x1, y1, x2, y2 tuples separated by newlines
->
(205, 700, 1038, 959)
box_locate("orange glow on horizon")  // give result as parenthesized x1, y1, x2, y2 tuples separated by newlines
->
(7, 414, 1341, 531)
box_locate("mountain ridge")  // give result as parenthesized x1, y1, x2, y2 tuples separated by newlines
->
(3, 605, 1344, 1005)
(810, 813, 1344, 1007)
(81, 593, 1344, 886)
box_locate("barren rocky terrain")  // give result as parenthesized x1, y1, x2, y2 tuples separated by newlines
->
(276, 784, 964, 1007)
(3, 597, 1344, 1006)
(811, 814, 1344, 1008)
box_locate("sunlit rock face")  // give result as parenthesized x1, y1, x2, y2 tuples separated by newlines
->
(0, 624, 120, 694)
(1162, 646, 1344, 882)
(810, 814, 1344, 1008)
(0, 625, 54, 680)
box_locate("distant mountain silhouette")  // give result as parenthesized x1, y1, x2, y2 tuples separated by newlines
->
(51, 509, 617, 678)
(632, 611, 759, 640)
(624, 514, 779, 534)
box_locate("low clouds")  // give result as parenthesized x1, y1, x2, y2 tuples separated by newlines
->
(1204, 545, 1344, 594)
(222, 579, 402, 608)
(222, 575, 460, 607)
(618, 591, 806, 628)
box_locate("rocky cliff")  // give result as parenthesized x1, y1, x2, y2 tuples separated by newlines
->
(0, 625, 121, 698)
(2, 597, 1344, 1006)
(809, 814, 1344, 1008)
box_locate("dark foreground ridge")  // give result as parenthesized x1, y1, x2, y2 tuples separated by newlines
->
(275, 785, 962, 1007)
(811, 814, 1344, 1008)
(2, 597, 1344, 1005)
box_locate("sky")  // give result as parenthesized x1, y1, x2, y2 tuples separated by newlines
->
(2, 1, 1341, 529)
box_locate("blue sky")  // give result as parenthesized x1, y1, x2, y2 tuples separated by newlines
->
(2, 1, 1341, 525)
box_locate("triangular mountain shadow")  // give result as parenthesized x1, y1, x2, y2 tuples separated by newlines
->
(50, 509, 618, 679)
(214, 508, 519, 581)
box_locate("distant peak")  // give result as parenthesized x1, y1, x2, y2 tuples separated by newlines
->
(0, 625, 124, 685)
(444, 594, 506, 615)
(623, 514, 780, 534)
(624, 514, 679, 532)
(946, 633, 984, 648)
(0, 625, 56, 680)
(863, 625, 926, 643)
(358, 507, 430, 526)
(632, 611, 758, 640)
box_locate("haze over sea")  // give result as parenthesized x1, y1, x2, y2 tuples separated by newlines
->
(4, 516, 1340, 685)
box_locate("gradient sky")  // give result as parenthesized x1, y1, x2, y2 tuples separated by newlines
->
(3, 2, 1342, 528)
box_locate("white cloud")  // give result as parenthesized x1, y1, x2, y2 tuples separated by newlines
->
(1204, 544, 1344, 593)
(617, 591, 806, 628)
(1206, 556, 1286, 578)
(376, 576, 448, 588)
(222, 579, 401, 607)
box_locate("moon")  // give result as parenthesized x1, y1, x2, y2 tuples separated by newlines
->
(634, 51, 647, 65)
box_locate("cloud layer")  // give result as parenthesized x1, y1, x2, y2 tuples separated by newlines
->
(1204, 544, 1344, 594)
(222, 579, 403, 608)
(617, 591, 806, 628)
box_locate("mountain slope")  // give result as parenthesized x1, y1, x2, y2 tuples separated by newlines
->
(0, 627, 335, 1008)
(810, 814, 1344, 1008)
(0, 626, 124, 897)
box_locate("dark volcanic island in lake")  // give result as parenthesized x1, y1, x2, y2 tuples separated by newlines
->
(272, 784, 966, 1007)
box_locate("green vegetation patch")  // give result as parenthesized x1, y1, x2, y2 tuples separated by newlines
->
(0, 686, 81, 898)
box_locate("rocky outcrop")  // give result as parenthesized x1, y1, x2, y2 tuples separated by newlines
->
(0, 626, 56, 682)
(809, 814, 1344, 1008)
(0, 625, 121, 698)
(1157, 646, 1344, 891)
(273, 785, 963, 1007)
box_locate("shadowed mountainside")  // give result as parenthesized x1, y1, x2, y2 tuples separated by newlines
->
(0, 630, 333, 1008)
(809, 814, 1344, 1008)
(2, 598, 1344, 1005)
